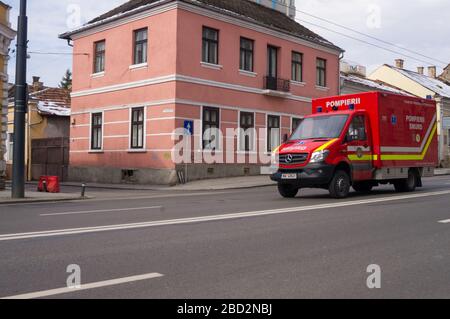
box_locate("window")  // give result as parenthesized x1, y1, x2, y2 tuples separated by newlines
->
(292, 52, 303, 82)
(448, 129, 450, 147)
(347, 115, 367, 141)
(202, 27, 219, 64)
(292, 118, 303, 133)
(203, 107, 220, 150)
(240, 112, 255, 152)
(290, 115, 348, 141)
(316, 58, 327, 87)
(133, 28, 148, 65)
(91, 113, 103, 150)
(267, 46, 278, 78)
(7, 132, 14, 161)
(240, 37, 254, 72)
(267, 115, 280, 152)
(94, 40, 106, 73)
(131, 108, 145, 149)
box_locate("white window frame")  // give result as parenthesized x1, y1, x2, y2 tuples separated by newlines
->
(266, 114, 281, 153)
(238, 110, 257, 153)
(128, 106, 147, 152)
(201, 105, 222, 152)
(89, 111, 104, 152)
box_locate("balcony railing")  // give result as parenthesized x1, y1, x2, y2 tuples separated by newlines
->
(264, 76, 290, 93)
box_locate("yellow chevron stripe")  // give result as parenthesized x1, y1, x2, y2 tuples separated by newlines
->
(348, 155, 377, 161)
(380, 123, 437, 161)
(315, 139, 338, 152)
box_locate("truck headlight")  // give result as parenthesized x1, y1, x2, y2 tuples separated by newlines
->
(310, 150, 330, 163)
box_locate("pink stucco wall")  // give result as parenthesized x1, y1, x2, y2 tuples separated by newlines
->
(69, 5, 340, 172)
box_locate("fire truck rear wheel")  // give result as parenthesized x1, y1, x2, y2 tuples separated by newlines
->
(394, 170, 417, 192)
(277, 184, 299, 198)
(352, 182, 373, 193)
(329, 170, 351, 199)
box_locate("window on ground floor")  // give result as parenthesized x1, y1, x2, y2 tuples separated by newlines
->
(91, 113, 103, 150)
(240, 112, 255, 152)
(131, 107, 145, 149)
(267, 115, 280, 152)
(203, 107, 220, 150)
(448, 129, 450, 147)
(7, 132, 14, 161)
(292, 118, 303, 134)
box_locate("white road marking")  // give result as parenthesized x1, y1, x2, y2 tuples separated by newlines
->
(0, 191, 236, 207)
(438, 219, 450, 224)
(0, 272, 164, 299)
(40, 206, 163, 217)
(1, 189, 450, 242)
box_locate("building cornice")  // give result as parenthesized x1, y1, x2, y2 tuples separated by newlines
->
(70, 73, 312, 103)
(60, 1, 341, 55)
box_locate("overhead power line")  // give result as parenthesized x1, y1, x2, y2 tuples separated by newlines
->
(271, 1, 447, 67)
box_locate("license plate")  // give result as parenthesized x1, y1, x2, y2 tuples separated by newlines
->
(281, 173, 297, 180)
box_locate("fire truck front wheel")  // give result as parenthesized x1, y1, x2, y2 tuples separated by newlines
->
(277, 184, 299, 198)
(329, 170, 351, 199)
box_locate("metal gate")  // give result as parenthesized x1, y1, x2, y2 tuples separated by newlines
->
(31, 138, 69, 181)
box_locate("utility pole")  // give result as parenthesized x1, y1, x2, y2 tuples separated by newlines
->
(12, 0, 28, 199)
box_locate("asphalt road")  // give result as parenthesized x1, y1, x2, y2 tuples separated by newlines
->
(1, 176, 450, 299)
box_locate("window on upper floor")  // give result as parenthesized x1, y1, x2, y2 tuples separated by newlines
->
(131, 107, 145, 149)
(91, 113, 103, 150)
(94, 40, 106, 74)
(240, 37, 254, 72)
(133, 28, 148, 65)
(292, 51, 303, 82)
(202, 27, 219, 65)
(316, 58, 327, 87)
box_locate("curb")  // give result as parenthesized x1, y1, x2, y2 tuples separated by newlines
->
(0, 196, 92, 205)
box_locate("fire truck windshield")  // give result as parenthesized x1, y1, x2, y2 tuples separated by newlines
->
(290, 115, 348, 141)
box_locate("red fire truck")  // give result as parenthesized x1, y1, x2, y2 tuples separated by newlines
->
(271, 92, 438, 198)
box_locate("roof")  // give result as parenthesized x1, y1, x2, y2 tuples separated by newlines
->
(8, 86, 71, 117)
(341, 72, 412, 96)
(388, 65, 450, 99)
(60, 0, 342, 52)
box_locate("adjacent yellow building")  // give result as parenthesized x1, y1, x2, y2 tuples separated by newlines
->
(0, 1, 16, 190)
(6, 77, 71, 181)
(369, 60, 450, 167)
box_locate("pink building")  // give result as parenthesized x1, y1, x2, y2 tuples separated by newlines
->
(60, 0, 343, 185)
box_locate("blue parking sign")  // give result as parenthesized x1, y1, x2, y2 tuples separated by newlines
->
(184, 120, 194, 135)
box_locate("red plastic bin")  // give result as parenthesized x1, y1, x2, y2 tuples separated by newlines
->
(37, 176, 60, 193)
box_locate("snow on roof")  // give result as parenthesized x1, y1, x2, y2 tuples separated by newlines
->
(341, 73, 411, 95)
(37, 101, 71, 117)
(391, 66, 450, 98)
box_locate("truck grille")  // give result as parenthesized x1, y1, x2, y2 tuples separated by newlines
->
(279, 153, 308, 165)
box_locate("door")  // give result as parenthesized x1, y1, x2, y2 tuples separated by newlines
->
(267, 46, 278, 78)
(345, 114, 373, 181)
(267, 46, 278, 90)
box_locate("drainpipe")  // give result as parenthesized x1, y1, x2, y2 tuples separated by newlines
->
(338, 51, 345, 95)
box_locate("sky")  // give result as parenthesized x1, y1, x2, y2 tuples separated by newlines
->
(4, 0, 450, 87)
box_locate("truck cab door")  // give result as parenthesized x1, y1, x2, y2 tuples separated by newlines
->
(345, 114, 373, 181)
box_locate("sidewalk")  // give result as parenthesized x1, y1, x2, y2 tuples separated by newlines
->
(11, 175, 276, 192)
(172, 175, 276, 191)
(435, 168, 450, 176)
(0, 190, 87, 204)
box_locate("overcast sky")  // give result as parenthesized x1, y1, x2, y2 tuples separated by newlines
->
(5, 0, 450, 87)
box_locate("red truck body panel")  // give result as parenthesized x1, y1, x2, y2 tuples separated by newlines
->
(311, 92, 438, 169)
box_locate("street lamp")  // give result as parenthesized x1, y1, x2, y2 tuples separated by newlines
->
(12, 0, 28, 199)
